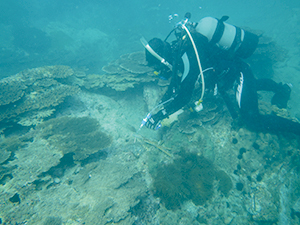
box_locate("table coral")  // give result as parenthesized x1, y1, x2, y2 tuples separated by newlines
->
(0, 66, 79, 123)
(83, 51, 156, 91)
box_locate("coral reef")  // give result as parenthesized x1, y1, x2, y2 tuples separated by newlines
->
(0, 135, 27, 166)
(0, 65, 79, 124)
(0, 80, 27, 106)
(83, 51, 157, 91)
(196, 95, 224, 124)
(0, 43, 299, 224)
(17, 109, 56, 126)
(0, 137, 147, 224)
(143, 83, 167, 111)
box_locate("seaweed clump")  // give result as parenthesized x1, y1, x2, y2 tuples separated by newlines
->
(151, 152, 232, 210)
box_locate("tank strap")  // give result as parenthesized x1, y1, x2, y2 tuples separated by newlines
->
(229, 27, 242, 53)
(210, 16, 229, 45)
(226, 27, 242, 58)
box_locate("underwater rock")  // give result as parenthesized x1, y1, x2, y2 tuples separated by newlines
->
(195, 95, 224, 125)
(143, 83, 167, 111)
(130, 194, 160, 224)
(0, 135, 27, 155)
(246, 183, 278, 222)
(157, 78, 171, 87)
(252, 142, 260, 150)
(201, 111, 216, 123)
(178, 120, 198, 134)
(175, 115, 204, 134)
(61, 152, 148, 225)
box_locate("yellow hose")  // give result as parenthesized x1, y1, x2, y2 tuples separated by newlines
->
(181, 24, 205, 101)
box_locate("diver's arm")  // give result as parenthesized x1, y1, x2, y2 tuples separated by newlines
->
(144, 74, 196, 130)
(163, 69, 198, 116)
(162, 33, 207, 117)
(145, 32, 208, 129)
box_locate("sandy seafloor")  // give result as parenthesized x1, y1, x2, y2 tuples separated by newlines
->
(1, 1, 300, 224)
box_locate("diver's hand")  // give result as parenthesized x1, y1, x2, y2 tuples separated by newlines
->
(145, 111, 165, 130)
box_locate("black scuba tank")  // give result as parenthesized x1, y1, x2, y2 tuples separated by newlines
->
(196, 16, 259, 59)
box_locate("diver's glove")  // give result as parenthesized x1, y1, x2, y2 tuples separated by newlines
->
(145, 110, 166, 130)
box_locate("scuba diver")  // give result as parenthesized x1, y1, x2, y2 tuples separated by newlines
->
(141, 13, 300, 136)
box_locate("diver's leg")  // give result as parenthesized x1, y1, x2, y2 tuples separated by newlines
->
(237, 68, 300, 136)
(255, 78, 278, 91)
(236, 66, 261, 129)
(256, 79, 291, 108)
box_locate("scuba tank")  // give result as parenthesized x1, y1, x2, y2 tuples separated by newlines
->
(196, 16, 259, 59)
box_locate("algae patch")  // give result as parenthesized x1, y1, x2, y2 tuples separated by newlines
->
(151, 152, 232, 210)
(37, 116, 112, 161)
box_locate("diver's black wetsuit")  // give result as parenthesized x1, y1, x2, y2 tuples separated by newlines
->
(233, 62, 300, 135)
(147, 31, 300, 136)
(160, 32, 211, 115)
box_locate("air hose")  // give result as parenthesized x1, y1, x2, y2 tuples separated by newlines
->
(181, 24, 205, 102)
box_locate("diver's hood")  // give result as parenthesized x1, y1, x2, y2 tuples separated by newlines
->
(140, 37, 172, 70)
